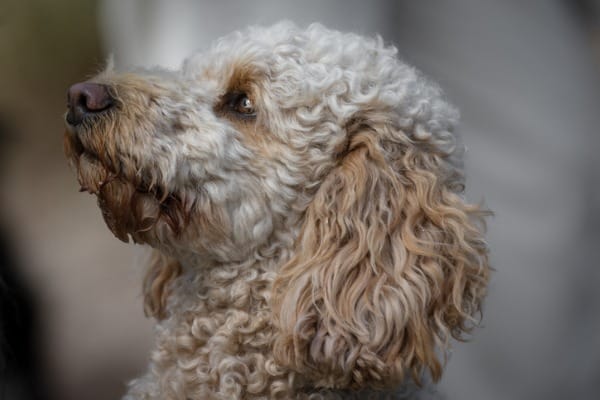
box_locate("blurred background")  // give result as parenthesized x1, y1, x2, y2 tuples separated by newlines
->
(0, 1, 599, 399)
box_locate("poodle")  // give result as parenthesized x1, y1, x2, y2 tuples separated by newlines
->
(64, 22, 490, 400)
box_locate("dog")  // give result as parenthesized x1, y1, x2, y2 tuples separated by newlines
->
(64, 22, 490, 400)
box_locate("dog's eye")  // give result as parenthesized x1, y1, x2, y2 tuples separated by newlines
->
(231, 93, 256, 117)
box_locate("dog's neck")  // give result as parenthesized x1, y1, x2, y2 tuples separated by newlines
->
(165, 243, 292, 316)
(147, 247, 300, 398)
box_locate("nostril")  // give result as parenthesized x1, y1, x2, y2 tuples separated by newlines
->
(66, 82, 114, 126)
(77, 91, 89, 108)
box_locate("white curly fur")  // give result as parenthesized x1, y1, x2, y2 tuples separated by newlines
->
(64, 22, 490, 399)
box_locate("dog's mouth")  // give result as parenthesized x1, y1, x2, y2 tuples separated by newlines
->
(64, 125, 112, 193)
(64, 123, 196, 245)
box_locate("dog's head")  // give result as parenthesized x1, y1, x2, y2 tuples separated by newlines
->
(64, 23, 490, 390)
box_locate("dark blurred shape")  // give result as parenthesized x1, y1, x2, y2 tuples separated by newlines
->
(0, 118, 48, 400)
(567, 0, 600, 27)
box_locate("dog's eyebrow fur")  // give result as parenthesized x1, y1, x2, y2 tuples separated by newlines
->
(226, 62, 262, 93)
(213, 62, 262, 118)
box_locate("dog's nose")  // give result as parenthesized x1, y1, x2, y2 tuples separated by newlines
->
(66, 82, 114, 126)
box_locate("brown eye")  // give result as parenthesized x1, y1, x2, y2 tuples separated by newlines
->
(233, 94, 256, 116)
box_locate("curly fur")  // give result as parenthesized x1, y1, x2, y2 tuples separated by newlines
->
(64, 22, 490, 400)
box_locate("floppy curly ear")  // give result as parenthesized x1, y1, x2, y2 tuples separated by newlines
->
(143, 250, 182, 320)
(271, 124, 490, 389)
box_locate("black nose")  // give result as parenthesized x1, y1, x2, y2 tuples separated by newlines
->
(66, 82, 114, 126)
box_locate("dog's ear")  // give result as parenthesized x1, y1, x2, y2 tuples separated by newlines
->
(143, 250, 181, 320)
(271, 122, 490, 389)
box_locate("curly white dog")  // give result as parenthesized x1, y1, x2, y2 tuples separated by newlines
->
(64, 22, 490, 400)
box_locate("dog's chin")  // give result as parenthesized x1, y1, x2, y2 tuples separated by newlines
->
(64, 129, 194, 246)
